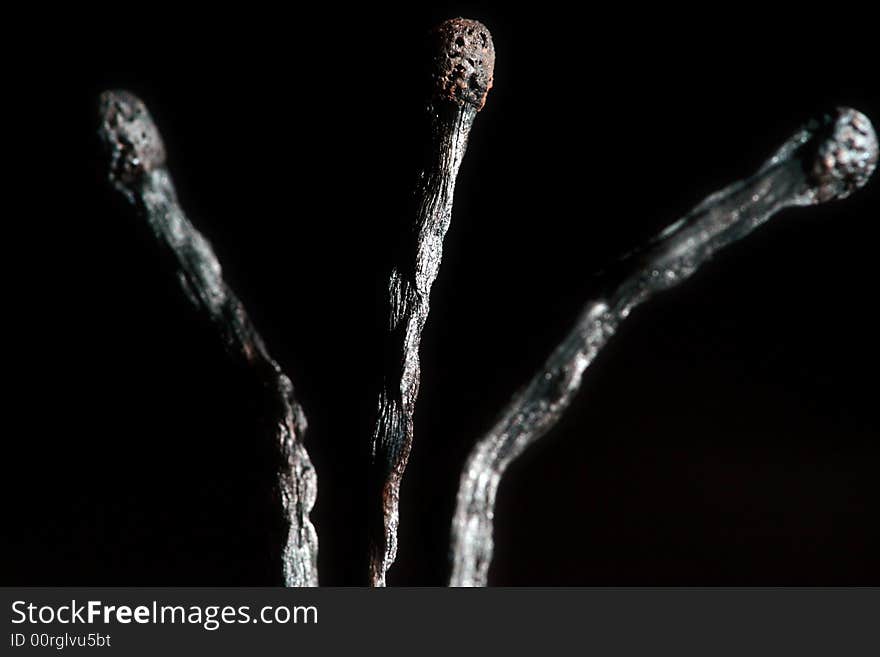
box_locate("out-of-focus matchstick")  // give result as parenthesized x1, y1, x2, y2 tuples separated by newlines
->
(449, 107, 878, 587)
(98, 91, 319, 587)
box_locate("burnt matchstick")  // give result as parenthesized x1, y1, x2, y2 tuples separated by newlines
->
(98, 91, 319, 587)
(368, 18, 496, 586)
(449, 107, 878, 587)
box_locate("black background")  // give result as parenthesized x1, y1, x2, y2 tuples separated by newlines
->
(5, 5, 879, 585)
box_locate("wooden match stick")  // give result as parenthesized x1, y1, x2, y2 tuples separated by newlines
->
(98, 90, 319, 586)
(449, 107, 878, 587)
(368, 18, 496, 586)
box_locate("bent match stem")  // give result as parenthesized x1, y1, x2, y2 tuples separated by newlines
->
(98, 90, 319, 587)
(449, 108, 878, 587)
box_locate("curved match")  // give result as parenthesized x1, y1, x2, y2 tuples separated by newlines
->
(449, 108, 878, 587)
(98, 91, 319, 587)
(368, 18, 495, 586)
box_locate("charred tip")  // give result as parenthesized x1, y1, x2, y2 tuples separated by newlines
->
(98, 90, 166, 186)
(429, 18, 495, 111)
(809, 107, 877, 202)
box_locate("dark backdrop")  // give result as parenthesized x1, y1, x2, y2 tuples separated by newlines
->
(6, 5, 879, 585)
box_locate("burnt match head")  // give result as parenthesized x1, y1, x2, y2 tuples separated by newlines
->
(429, 18, 495, 111)
(809, 107, 877, 202)
(98, 90, 166, 187)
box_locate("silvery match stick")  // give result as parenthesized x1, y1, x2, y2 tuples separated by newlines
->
(368, 18, 496, 586)
(98, 90, 319, 587)
(449, 107, 878, 587)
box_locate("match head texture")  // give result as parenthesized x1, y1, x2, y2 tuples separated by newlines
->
(98, 90, 166, 185)
(810, 107, 877, 202)
(430, 18, 495, 111)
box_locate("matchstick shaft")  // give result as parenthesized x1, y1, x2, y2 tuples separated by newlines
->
(99, 91, 319, 586)
(369, 104, 477, 586)
(449, 108, 877, 587)
(366, 15, 495, 587)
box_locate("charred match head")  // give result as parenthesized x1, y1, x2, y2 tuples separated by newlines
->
(98, 90, 166, 188)
(808, 107, 878, 202)
(429, 18, 495, 111)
